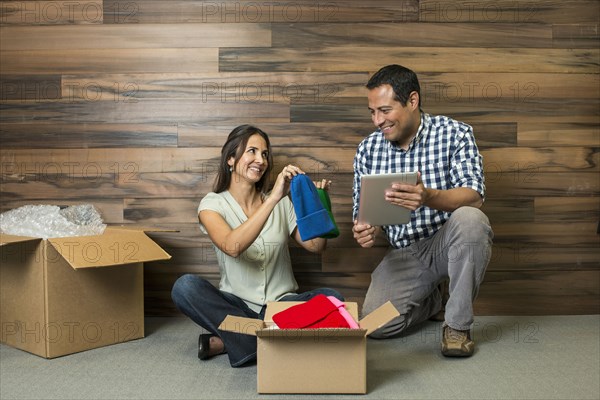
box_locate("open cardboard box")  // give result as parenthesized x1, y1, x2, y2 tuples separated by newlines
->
(219, 300, 400, 394)
(0, 226, 172, 358)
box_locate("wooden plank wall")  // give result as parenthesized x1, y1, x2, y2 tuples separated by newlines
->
(1, 0, 598, 316)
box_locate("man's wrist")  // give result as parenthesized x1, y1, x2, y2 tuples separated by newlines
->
(423, 187, 435, 207)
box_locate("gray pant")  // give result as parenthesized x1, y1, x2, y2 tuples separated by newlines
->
(362, 207, 493, 338)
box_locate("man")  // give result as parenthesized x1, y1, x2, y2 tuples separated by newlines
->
(352, 64, 493, 357)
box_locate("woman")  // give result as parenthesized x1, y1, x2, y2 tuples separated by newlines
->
(171, 124, 343, 368)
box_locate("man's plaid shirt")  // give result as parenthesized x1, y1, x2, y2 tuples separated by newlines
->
(353, 112, 486, 248)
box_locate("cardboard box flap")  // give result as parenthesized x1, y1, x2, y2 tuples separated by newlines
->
(219, 315, 265, 336)
(0, 233, 42, 246)
(359, 301, 400, 336)
(47, 230, 171, 269)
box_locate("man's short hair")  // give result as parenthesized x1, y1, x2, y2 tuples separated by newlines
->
(366, 64, 421, 107)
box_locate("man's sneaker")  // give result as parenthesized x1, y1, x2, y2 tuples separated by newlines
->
(441, 325, 474, 357)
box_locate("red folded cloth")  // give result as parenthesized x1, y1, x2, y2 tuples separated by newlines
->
(272, 294, 351, 329)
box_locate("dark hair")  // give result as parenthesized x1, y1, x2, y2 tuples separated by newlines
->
(213, 124, 273, 194)
(366, 64, 421, 107)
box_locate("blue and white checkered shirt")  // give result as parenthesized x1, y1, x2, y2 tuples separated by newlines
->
(352, 113, 485, 248)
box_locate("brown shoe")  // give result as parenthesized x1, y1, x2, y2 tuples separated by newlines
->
(441, 325, 474, 357)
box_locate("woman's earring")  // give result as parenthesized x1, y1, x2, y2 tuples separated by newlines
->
(229, 166, 233, 173)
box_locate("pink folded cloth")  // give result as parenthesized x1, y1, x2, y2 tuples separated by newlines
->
(327, 296, 359, 329)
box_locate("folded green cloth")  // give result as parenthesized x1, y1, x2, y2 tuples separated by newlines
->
(316, 188, 340, 238)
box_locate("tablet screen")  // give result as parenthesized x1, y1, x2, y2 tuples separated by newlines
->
(357, 172, 418, 226)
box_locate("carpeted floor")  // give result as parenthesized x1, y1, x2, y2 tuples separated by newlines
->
(1, 315, 599, 400)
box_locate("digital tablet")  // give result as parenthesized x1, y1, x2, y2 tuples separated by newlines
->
(357, 172, 418, 226)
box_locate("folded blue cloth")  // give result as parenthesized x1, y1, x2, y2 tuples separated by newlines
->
(290, 174, 337, 241)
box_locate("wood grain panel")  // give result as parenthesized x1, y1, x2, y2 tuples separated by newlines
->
(124, 198, 200, 223)
(486, 171, 599, 197)
(518, 123, 600, 147)
(0, 123, 177, 148)
(492, 222, 599, 246)
(0, 75, 61, 100)
(482, 147, 599, 173)
(272, 147, 355, 174)
(425, 101, 600, 124)
(552, 24, 600, 48)
(294, 271, 372, 298)
(419, 1, 600, 24)
(418, 72, 600, 100)
(481, 198, 535, 223)
(464, 122, 519, 148)
(102, 0, 419, 24)
(0, 1, 103, 25)
(220, 47, 599, 73)
(474, 270, 600, 315)
(141, 223, 205, 248)
(0, 24, 271, 50)
(59, 72, 598, 101)
(273, 23, 554, 48)
(323, 247, 389, 273)
(1, 98, 289, 123)
(488, 243, 600, 271)
(0, 48, 218, 74)
(534, 197, 600, 221)
(149, 247, 220, 272)
(0, 173, 212, 200)
(61, 72, 368, 101)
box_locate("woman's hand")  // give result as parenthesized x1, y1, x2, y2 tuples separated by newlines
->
(314, 178, 332, 191)
(271, 164, 304, 201)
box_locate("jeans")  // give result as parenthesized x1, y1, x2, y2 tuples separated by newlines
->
(171, 275, 344, 367)
(362, 206, 493, 338)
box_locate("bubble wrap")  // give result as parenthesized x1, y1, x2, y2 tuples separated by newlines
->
(0, 204, 106, 239)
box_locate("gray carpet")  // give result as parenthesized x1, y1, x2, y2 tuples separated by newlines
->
(1, 315, 599, 400)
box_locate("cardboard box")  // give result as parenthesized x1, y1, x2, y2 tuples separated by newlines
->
(219, 300, 399, 394)
(0, 226, 171, 358)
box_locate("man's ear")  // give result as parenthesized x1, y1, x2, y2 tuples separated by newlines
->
(408, 91, 420, 110)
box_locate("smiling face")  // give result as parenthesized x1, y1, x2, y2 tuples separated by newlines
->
(228, 133, 269, 184)
(367, 84, 421, 149)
